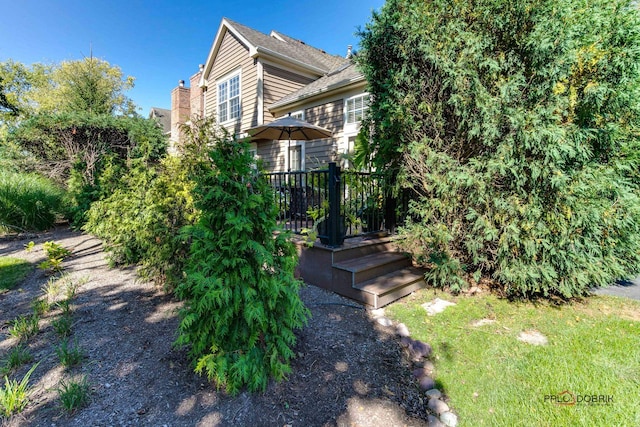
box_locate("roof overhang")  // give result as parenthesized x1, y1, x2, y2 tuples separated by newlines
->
(200, 18, 326, 88)
(269, 75, 367, 115)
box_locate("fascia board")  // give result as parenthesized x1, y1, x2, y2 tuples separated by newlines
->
(252, 46, 327, 76)
(269, 77, 367, 114)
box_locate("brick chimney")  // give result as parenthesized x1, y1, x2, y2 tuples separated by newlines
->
(171, 80, 191, 146)
(189, 65, 205, 119)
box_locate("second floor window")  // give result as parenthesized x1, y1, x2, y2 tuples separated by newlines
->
(218, 73, 240, 123)
(346, 93, 369, 124)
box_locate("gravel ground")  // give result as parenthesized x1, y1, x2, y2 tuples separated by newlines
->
(0, 227, 430, 426)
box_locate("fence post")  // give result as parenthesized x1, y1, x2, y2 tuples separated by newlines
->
(327, 162, 341, 247)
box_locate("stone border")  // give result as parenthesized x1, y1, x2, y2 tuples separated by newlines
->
(370, 309, 458, 427)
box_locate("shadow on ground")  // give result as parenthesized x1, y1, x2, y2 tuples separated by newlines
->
(0, 228, 429, 426)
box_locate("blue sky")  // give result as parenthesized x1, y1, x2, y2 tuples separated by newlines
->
(0, 0, 384, 115)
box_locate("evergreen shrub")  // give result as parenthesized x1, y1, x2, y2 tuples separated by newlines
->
(175, 124, 309, 394)
(357, 0, 640, 298)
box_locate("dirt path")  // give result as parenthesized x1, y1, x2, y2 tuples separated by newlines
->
(1, 228, 429, 426)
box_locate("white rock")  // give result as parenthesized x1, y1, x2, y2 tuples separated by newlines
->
(428, 415, 446, 427)
(440, 411, 458, 427)
(396, 322, 410, 337)
(376, 316, 393, 327)
(471, 318, 496, 327)
(421, 298, 457, 316)
(517, 330, 548, 345)
(370, 308, 386, 318)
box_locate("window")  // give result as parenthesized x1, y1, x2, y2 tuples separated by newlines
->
(289, 145, 302, 171)
(346, 94, 369, 124)
(287, 110, 305, 171)
(217, 72, 241, 123)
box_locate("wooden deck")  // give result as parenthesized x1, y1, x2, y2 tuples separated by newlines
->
(294, 234, 426, 308)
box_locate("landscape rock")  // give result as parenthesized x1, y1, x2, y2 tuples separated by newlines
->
(440, 411, 458, 427)
(370, 308, 385, 318)
(400, 336, 413, 348)
(428, 415, 446, 427)
(471, 318, 496, 327)
(396, 322, 410, 337)
(428, 397, 450, 415)
(425, 389, 442, 399)
(418, 375, 436, 391)
(408, 339, 432, 360)
(421, 298, 457, 316)
(376, 316, 393, 327)
(517, 330, 548, 345)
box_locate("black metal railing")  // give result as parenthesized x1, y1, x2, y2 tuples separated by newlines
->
(264, 162, 401, 247)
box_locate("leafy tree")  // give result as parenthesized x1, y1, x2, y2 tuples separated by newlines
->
(9, 112, 167, 223)
(357, 0, 640, 298)
(30, 57, 137, 116)
(175, 118, 309, 394)
(0, 61, 48, 123)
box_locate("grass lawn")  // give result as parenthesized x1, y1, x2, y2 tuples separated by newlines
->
(387, 288, 640, 427)
(0, 256, 33, 293)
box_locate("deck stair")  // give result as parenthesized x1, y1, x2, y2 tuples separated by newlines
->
(296, 235, 426, 308)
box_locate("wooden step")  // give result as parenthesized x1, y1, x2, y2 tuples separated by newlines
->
(330, 237, 396, 263)
(354, 267, 426, 308)
(333, 251, 412, 285)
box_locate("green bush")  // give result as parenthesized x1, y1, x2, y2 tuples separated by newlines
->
(175, 125, 309, 394)
(84, 154, 199, 289)
(357, 0, 640, 298)
(0, 169, 66, 232)
(9, 113, 167, 225)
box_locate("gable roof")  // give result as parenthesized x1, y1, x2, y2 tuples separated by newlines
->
(148, 107, 171, 134)
(200, 18, 348, 86)
(269, 62, 366, 113)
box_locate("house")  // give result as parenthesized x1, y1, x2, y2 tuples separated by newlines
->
(170, 17, 369, 172)
(148, 107, 171, 136)
(168, 18, 426, 308)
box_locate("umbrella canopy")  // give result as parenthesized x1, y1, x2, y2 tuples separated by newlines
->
(246, 115, 333, 141)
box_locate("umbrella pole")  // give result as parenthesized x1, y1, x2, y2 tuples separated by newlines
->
(288, 137, 291, 172)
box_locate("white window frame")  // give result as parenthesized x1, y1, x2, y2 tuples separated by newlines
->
(342, 94, 369, 169)
(216, 69, 242, 125)
(345, 93, 370, 126)
(287, 110, 306, 171)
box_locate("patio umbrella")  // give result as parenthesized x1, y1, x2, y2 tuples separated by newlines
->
(246, 113, 333, 171)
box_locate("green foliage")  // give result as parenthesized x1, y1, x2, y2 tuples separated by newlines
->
(57, 376, 90, 413)
(0, 363, 38, 418)
(38, 241, 71, 273)
(56, 339, 84, 367)
(8, 314, 39, 342)
(358, 0, 640, 298)
(0, 169, 66, 233)
(52, 314, 73, 338)
(84, 152, 200, 289)
(175, 122, 309, 394)
(9, 112, 167, 224)
(0, 346, 33, 377)
(0, 57, 135, 119)
(0, 257, 32, 292)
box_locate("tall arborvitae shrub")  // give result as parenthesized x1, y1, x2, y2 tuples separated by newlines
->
(175, 126, 309, 394)
(357, 0, 640, 298)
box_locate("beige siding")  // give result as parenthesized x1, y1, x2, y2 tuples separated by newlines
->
(304, 139, 334, 170)
(257, 140, 287, 172)
(204, 30, 259, 133)
(263, 64, 315, 123)
(305, 99, 344, 134)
